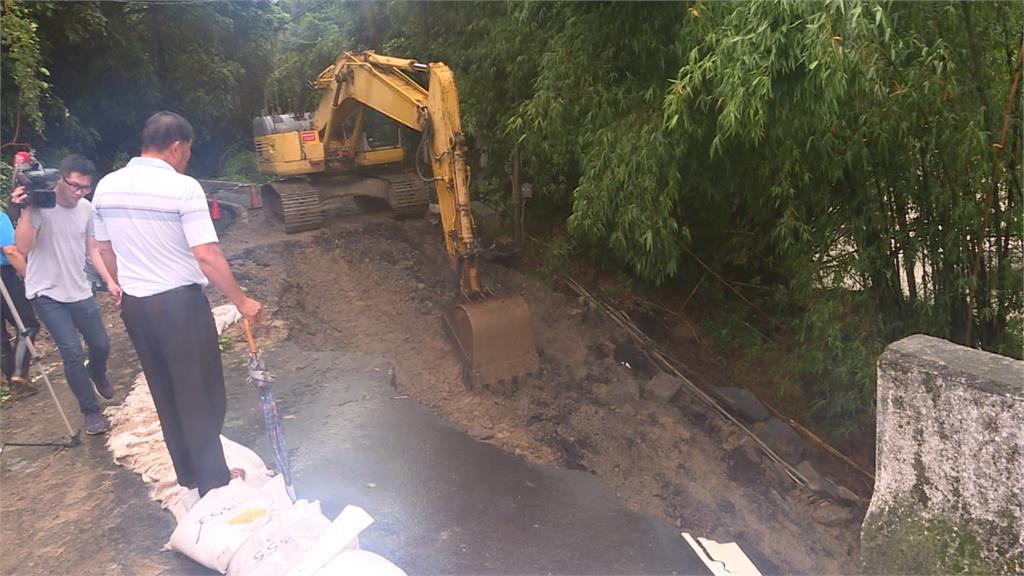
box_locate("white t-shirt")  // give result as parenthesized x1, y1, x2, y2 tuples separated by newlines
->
(92, 157, 217, 297)
(24, 199, 95, 302)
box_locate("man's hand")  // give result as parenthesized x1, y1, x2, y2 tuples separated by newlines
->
(10, 186, 28, 207)
(236, 296, 264, 324)
(108, 282, 123, 308)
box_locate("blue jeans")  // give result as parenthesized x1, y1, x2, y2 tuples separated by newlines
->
(31, 296, 110, 414)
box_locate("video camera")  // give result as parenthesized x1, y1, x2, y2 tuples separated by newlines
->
(12, 152, 59, 209)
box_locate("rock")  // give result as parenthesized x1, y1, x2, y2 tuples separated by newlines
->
(835, 486, 862, 505)
(643, 371, 683, 402)
(796, 460, 828, 493)
(710, 386, 770, 423)
(468, 421, 494, 440)
(804, 493, 854, 527)
(752, 418, 807, 462)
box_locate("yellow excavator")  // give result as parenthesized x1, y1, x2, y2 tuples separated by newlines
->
(252, 51, 539, 388)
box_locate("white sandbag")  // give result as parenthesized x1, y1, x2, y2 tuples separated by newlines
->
(212, 304, 242, 336)
(256, 473, 295, 509)
(221, 436, 274, 488)
(312, 550, 407, 576)
(226, 500, 330, 576)
(285, 506, 375, 576)
(168, 479, 282, 573)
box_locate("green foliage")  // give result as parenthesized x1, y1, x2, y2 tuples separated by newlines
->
(0, 159, 11, 211)
(264, 0, 357, 114)
(0, 1, 49, 134)
(219, 145, 264, 183)
(537, 235, 576, 288)
(862, 512, 1019, 575)
(1, 1, 285, 175)
(362, 0, 1022, 436)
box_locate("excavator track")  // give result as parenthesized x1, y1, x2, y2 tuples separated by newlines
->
(261, 181, 323, 234)
(384, 173, 432, 218)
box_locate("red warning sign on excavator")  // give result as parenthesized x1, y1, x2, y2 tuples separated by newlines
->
(300, 131, 316, 142)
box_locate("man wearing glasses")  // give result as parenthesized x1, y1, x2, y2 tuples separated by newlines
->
(11, 154, 121, 435)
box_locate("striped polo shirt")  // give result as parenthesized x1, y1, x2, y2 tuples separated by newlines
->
(92, 157, 217, 298)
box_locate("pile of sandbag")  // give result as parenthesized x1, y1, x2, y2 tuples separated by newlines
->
(169, 475, 403, 575)
(104, 304, 406, 575)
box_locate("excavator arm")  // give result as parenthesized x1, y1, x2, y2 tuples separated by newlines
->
(316, 51, 539, 386)
(315, 52, 480, 294)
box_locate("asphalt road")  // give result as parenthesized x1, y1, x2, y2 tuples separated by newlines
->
(220, 342, 710, 575)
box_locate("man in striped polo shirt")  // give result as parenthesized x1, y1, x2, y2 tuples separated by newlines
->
(93, 111, 263, 496)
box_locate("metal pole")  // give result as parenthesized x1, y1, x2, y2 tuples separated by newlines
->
(0, 277, 79, 444)
(512, 144, 522, 249)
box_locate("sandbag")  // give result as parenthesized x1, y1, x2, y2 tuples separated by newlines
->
(212, 304, 242, 336)
(313, 550, 407, 576)
(168, 479, 284, 573)
(284, 506, 375, 576)
(222, 436, 274, 489)
(226, 500, 330, 576)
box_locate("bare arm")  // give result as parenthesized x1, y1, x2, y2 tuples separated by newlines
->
(1, 245, 26, 277)
(12, 187, 38, 256)
(191, 242, 263, 321)
(87, 237, 121, 304)
(95, 240, 118, 285)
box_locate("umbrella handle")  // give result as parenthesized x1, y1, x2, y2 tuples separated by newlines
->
(243, 319, 258, 355)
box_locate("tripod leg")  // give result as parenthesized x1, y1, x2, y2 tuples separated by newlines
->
(0, 278, 79, 441)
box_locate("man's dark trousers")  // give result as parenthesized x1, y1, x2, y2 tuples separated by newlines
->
(1, 265, 40, 379)
(121, 284, 231, 496)
(30, 295, 108, 413)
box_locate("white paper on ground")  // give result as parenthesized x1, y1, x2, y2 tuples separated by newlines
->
(681, 532, 762, 576)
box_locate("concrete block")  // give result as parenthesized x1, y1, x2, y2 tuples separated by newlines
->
(752, 418, 806, 462)
(861, 334, 1024, 574)
(711, 386, 771, 423)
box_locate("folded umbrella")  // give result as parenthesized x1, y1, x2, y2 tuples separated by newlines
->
(244, 319, 296, 501)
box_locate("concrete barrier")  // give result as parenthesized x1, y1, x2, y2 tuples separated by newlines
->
(861, 334, 1024, 574)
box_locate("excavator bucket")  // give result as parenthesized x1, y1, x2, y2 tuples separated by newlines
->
(444, 295, 540, 389)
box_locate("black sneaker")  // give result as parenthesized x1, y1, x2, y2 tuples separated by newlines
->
(84, 411, 109, 435)
(92, 376, 114, 400)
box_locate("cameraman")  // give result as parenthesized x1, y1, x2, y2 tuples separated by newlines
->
(12, 155, 121, 435)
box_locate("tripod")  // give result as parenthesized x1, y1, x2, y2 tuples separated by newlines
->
(0, 276, 80, 454)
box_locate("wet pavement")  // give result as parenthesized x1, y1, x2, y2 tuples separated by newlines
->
(220, 342, 710, 575)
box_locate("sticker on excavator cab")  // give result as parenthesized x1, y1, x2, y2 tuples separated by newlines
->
(300, 131, 316, 142)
